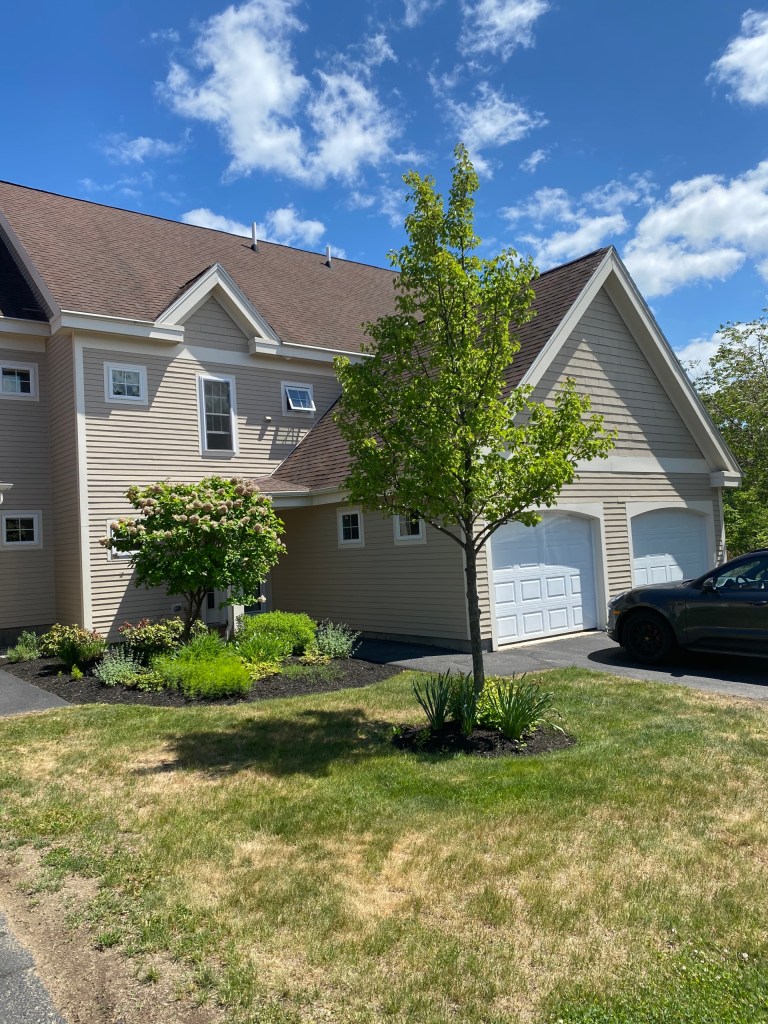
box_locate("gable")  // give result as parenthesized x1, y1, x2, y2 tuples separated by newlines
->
(184, 295, 249, 352)
(533, 287, 706, 461)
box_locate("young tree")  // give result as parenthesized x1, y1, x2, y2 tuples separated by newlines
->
(694, 313, 768, 555)
(104, 476, 285, 637)
(334, 145, 615, 690)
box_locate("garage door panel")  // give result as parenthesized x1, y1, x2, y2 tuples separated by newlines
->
(632, 509, 709, 586)
(491, 513, 598, 644)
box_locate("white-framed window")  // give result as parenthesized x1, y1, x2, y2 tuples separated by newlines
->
(394, 513, 426, 544)
(197, 373, 238, 454)
(104, 362, 147, 404)
(106, 519, 137, 562)
(337, 507, 364, 547)
(282, 381, 316, 416)
(0, 362, 38, 400)
(1, 511, 42, 548)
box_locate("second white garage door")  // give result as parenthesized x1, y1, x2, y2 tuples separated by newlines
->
(490, 513, 598, 644)
(631, 508, 710, 585)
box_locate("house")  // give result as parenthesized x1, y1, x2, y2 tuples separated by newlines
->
(0, 182, 741, 650)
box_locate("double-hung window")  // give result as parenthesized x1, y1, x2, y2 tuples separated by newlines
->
(0, 363, 37, 400)
(338, 508, 364, 547)
(198, 374, 237, 454)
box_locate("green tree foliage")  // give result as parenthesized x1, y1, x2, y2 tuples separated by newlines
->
(334, 144, 615, 690)
(694, 313, 768, 555)
(104, 476, 285, 636)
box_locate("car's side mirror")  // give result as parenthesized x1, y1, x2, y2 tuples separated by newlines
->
(701, 577, 717, 593)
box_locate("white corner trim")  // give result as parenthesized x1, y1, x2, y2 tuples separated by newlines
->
(709, 470, 741, 489)
(74, 338, 93, 628)
(158, 263, 280, 344)
(337, 506, 364, 547)
(0, 316, 50, 339)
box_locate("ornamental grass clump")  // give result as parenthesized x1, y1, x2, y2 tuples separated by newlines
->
(478, 674, 558, 740)
(234, 611, 317, 656)
(412, 671, 453, 730)
(449, 672, 480, 736)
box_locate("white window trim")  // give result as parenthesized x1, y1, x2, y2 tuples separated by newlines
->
(393, 514, 426, 545)
(197, 373, 239, 456)
(282, 381, 316, 417)
(337, 507, 364, 547)
(104, 362, 148, 405)
(0, 361, 38, 401)
(106, 519, 137, 562)
(1, 510, 42, 548)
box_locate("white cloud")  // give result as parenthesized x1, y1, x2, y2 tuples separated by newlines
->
(361, 33, 397, 69)
(160, 0, 399, 185)
(709, 10, 768, 105)
(347, 191, 376, 210)
(80, 172, 154, 199)
(148, 28, 180, 44)
(379, 186, 406, 227)
(403, 0, 442, 26)
(624, 162, 768, 295)
(182, 204, 326, 248)
(460, 0, 549, 60)
(676, 332, 725, 377)
(520, 148, 547, 173)
(101, 132, 187, 164)
(433, 80, 545, 175)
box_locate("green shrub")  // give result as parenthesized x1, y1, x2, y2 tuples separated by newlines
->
(152, 650, 251, 699)
(477, 675, 558, 740)
(5, 630, 41, 663)
(235, 611, 316, 656)
(234, 630, 293, 665)
(413, 670, 453, 730)
(448, 672, 480, 735)
(94, 647, 146, 687)
(40, 624, 107, 671)
(313, 621, 361, 659)
(174, 628, 226, 660)
(117, 618, 184, 664)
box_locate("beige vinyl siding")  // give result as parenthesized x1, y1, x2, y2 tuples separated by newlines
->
(82, 342, 340, 634)
(534, 288, 705, 458)
(48, 333, 84, 625)
(271, 505, 469, 646)
(0, 344, 56, 632)
(184, 297, 249, 352)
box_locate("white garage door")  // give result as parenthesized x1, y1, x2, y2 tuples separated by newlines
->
(631, 508, 709, 585)
(491, 513, 598, 644)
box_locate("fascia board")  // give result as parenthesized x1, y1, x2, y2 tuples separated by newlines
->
(0, 316, 50, 338)
(0, 210, 60, 319)
(53, 311, 183, 344)
(248, 338, 368, 365)
(158, 263, 280, 344)
(520, 248, 741, 480)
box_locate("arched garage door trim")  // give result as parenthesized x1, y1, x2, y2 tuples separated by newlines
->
(626, 501, 716, 587)
(486, 503, 607, 650)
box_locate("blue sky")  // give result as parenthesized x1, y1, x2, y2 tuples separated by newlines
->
(3, 1, 768, 362)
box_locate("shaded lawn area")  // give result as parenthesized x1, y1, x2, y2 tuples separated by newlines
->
(1, 668, 768, 1023)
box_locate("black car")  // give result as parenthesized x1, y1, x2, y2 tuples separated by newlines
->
(607, 549, 768, 663)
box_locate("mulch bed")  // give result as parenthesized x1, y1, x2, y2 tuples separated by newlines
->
(392, 720, 575, 757)
(1, 657, 401, 707)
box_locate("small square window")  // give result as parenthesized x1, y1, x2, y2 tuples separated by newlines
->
(0, 363, 37, 400)
(394, 513, 425, 543)
(338, 508, 364, 547)
(105, 363, 147, 404)
(1, 512, 41, 547)
(283, 382, 316, 415)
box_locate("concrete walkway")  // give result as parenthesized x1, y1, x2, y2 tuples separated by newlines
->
(0, 667, 68, 717)
(357, 631, 768, 702)
(0, 913, 65, 1024)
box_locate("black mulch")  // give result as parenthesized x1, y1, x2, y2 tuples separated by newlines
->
(392, 720, 575, 758)
(2, 657, 402, 707)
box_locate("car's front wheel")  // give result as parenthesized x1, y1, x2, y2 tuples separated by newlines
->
(622, 611, 676, 664)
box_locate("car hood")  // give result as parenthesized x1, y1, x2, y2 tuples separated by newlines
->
(631, 579, 693, 594)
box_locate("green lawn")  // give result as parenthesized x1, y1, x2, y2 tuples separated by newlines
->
(1, 668, 767, 1023)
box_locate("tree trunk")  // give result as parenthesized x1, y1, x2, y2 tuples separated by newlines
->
(463, 542, 486, 693)
(183, 590, 206, 641)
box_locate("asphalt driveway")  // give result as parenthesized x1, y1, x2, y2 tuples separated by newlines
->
(358, 631, 768, 702)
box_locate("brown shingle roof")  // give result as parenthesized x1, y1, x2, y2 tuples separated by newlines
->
(0, 181, 398, 354)
(271, 248, 610, 491)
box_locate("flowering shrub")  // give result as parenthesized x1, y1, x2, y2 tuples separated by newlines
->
(118, 617, 184, 664)
(103, 476, 285, 636)
(39, 624, 107, 671)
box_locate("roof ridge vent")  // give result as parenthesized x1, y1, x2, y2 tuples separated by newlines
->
(251, 223, 258, 252)
(325, 244, 332, 268)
